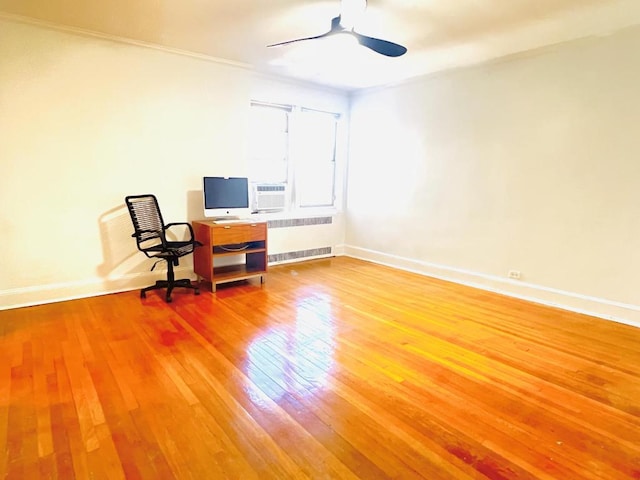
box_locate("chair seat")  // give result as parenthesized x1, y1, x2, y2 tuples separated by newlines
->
(146, 241, 196, 258)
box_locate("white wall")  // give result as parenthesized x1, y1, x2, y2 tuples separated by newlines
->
(3, 15, 639, 325)
(0, 17, 348, 308)
(346, 27, 640, 326)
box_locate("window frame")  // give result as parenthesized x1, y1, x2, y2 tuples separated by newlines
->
(248, 101, 341, 214)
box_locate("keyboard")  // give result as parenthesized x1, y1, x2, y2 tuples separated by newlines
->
(214, 218, 251, 224)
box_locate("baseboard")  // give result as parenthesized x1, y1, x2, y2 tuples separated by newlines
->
(344, 245, 640, 329)
(333, 244, 346, 256)
(0, 267, 197, 310)
(5, 250, 639, 329)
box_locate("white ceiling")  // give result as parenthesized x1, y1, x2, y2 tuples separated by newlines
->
(2, 0, 640, 91)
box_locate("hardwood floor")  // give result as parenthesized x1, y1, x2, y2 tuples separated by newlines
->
(1, 257, 639, 479)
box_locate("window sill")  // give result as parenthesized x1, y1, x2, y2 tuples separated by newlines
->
(250, 207, 338, 221)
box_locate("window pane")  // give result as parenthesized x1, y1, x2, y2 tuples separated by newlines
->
(248, 105, 289, 184)
(297, 162, 336, 206)
(297, 110, 337, 207)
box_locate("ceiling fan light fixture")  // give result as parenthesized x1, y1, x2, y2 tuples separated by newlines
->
(339, 0, 366, 30)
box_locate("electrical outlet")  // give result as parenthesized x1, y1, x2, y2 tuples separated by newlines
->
(508, 270, 521, 280)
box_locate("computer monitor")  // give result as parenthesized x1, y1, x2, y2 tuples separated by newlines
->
(203, 176, 250, 219)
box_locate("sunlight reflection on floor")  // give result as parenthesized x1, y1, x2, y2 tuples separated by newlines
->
(245, 293, 336, 403)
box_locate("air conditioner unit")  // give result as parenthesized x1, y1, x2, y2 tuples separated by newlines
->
(252, 184, 287, 212)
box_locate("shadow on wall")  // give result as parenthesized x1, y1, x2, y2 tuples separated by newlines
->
(187, 189, 204, 221)
(97, 194, 204, 280)
(96, 203, 151, 278)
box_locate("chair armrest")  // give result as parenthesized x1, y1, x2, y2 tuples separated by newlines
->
(165, 222, 196, 242)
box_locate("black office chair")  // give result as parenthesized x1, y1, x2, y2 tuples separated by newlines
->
(125, 194, 201, 302)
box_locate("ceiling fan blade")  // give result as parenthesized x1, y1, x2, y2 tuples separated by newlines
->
(268, 16, 343, 48)
(352, 32, 407, 57)
(267, 5, 407, 58)
(267, 31, 333, 48)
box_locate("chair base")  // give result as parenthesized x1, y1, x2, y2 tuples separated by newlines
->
(141, 279, 200, 303)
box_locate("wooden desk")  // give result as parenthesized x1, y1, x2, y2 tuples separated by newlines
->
(192, 220, 267, 292)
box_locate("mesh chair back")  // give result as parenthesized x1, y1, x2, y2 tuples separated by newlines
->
(125, 194, 166, 249)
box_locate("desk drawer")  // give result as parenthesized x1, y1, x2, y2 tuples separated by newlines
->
(212, 223, 266, 245)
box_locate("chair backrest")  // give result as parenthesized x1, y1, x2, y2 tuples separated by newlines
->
(125, 194, 166, 250)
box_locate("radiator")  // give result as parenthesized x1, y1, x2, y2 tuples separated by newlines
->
(268, 247, 333, 264)
(267, 216, 335, 265)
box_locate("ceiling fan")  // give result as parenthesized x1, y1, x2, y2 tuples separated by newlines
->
(268, 0, 407, 58)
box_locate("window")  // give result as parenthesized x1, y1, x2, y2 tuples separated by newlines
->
(295, 108, 338, 207)
(248, 101, 340, 211)
(248, 103, 290, 185)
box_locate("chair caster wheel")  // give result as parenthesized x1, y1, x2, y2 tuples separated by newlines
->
(140, 291, 146, 299)
(166, 297, 172, 303)
(195, 288, 200, 295)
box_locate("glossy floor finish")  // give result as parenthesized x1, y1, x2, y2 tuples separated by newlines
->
(1, 257, 639, 479)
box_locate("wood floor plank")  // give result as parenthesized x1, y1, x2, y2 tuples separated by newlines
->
(1, 257, 639, 478)
(53, 355, 91, 479)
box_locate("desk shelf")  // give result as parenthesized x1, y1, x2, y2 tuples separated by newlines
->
(213, 264, 265, 282)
